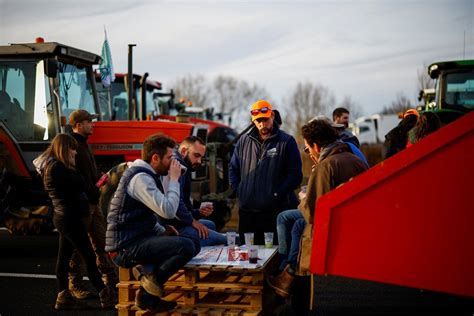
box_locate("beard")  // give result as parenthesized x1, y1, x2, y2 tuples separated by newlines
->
(184, 153, 200, 170)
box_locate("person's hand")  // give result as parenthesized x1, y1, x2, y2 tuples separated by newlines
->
(168, 159, 182, 181)
(191, 219, 209, 239)
(162, 225, 179, 236)
(199, 202, 213, 217)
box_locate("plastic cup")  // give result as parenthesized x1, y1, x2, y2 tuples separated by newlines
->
(264, 232, 274, 248)
(244, 232, 254, 247)
(249, 245, 258, 264)
(226, 231, 236, 247)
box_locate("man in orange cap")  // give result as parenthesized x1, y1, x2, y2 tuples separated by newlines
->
(384, 108, 419, 158)
(229, 100, 302, 245)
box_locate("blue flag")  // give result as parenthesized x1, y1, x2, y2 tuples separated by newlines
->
(99, 29, 115, 87)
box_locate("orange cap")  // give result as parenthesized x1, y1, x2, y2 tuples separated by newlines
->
(403, 109, 420, 119)
(250, 100, 273, 121)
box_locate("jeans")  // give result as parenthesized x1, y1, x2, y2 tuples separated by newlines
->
(179, 219, 227, 248)
(113, 235, 195, 285)
(276, 209, 304, 270)
(287, 218, 306, 269)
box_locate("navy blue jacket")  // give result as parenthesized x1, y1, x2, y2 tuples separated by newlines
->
(229, 125, 302, 213)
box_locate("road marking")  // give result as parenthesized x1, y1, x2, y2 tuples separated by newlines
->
(0, 272, 89, 280)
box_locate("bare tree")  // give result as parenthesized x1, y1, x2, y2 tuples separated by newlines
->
(170, 74, 270, 131)
(172, 74, 210, 109)
(211, 75, 270, 131)
(283, 82, 335, 139)
(381, 92, 413, 115)
(338, 95, 364, 120)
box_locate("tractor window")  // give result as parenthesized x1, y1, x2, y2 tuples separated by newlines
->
(0, 60, 50, 141)
(445, 70, 474, 110)
(58, 62, 97, 120)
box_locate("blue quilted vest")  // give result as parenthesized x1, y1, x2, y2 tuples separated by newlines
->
(105, 166, 162, 252)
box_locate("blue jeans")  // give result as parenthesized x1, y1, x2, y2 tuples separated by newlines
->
(113, 235, 195, 285)
(276, 209, 304, 270)
(287, 218, 306, 269)
(179, 219, 227, 248)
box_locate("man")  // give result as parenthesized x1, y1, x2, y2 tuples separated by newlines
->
(229, 100, 302, 245)
(159, 136, 226, 248)
(332, 107, 360, 147)
(68, 109, 118, 299)
(105, 133, 195, 313)
(268, 119, 368, 298)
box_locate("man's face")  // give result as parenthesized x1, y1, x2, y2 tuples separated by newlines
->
(335, 113, 349, 128)
(75, 120, 94, 136)
(253, 114, 274, 138)
(183, 142, 206, 170)
(154, 147, 173, 175)
(304, 139, 320, 164)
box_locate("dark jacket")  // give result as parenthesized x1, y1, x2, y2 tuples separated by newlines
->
(229, 124, 303, 213)
(384, 115, 418, 158)
(105, 166, 163, 252)
(71, 132, 101, 204)
(43, 159, 89, 220)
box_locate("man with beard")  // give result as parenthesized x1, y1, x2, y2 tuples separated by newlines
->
(229, 100, 302, 245)
(106, 133, 196, 313)
(68, 109, 118, 299)
(332, 107, 360, 147)
(159, 136, 226, 249)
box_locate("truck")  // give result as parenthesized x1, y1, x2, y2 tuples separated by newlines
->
(353, 114, 401, 145)
(424, 59, 474, 124)
(0, 39, 207, 234)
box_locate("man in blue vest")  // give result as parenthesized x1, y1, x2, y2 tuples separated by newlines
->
(105, 133, 196, 313)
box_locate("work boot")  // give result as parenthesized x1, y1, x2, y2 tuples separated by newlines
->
(267, 265, 295, 298)
(54, 290, 90, 310)
(135, 287, 177, 313)
(99, 286, 117, 308)
(132, 264, 164, 297)
(69, 282, 98, 300)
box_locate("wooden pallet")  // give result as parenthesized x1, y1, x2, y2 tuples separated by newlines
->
(116, 248, 277, 315)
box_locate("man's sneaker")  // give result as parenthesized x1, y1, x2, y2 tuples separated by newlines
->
(54, 290, 90, 310)
(99, 286, 117, 308)
(135, 288, 177, 313)
(69, 286, 98, 300)
(132, 264, 164, 297)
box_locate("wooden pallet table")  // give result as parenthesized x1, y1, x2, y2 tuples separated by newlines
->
(116, 246, 278, 316)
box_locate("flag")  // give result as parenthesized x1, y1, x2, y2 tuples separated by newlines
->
(99, 28, 115, 87)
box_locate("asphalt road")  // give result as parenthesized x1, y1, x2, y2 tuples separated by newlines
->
(0, 229, 473, 316)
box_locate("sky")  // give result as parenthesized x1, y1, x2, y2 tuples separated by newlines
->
(1, 0, 473, 118)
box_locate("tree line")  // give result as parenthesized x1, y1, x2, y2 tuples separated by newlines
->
(170, 64, 435, 135)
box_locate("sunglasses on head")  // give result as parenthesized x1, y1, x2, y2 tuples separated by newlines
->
(250, 107, 271, 116)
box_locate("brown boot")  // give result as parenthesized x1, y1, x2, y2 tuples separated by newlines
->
(54, 290, 90, 310)
(99, 286, 117, 308)
(267, 265, 295, 298)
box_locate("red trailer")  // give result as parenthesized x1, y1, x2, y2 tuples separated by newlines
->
(310, 112, 474, 298)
